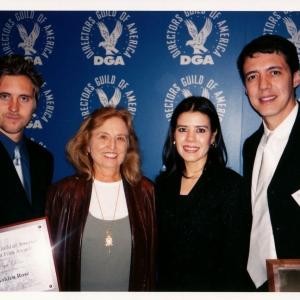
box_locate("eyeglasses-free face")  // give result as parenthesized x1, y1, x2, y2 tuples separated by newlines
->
(88, 116, 129, 178)
(0, 75, 36, 142)
(243, 52, 300, 130)
(174, 111, 216, 170)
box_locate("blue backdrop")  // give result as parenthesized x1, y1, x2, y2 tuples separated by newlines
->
(1, 10, 299, 182)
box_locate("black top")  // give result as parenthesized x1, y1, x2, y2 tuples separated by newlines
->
(155, 163, 247, 291)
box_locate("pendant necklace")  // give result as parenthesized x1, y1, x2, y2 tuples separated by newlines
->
(93, 179, 121, 255)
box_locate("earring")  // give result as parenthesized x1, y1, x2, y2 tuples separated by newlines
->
(211, 142, 216, 148)
(173, 141, 176, 145)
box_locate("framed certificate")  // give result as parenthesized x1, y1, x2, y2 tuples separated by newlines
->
(0, 217, 59, 291)
(267, 259, 300, 292)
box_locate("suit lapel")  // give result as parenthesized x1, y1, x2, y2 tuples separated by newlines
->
(0, 141, 27, 195)
(270, 108, 300, 188)
(26, 138, 39, 207)
(244, 126, 263, 183)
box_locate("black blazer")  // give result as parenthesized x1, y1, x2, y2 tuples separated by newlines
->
(0, 137, 54, 226)
(243, 107, 300, 258)
(155, 163, 245, 291)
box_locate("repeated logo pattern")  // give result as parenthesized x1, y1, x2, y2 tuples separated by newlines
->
(164, 74, 227, 122)
(263, 12, 300, 60)
(80, 11, 139, 66)
(80, 75, 137, 119)
(1, 11, 55, 65)
(0, 11, 299, 180)
(166, 11, 231, 65)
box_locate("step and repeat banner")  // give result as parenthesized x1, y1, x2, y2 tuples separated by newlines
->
(0, 11, 300, 182)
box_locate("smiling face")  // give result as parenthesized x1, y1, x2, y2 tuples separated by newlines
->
(174, 111, 216, 170)
(243, 52, 300, 130)
(88, 116, 129, 179)
(0, 75, 36, 142)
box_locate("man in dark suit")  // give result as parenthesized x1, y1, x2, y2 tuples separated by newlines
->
(0, 55, 54, 226)
(237, 35, 300, 291)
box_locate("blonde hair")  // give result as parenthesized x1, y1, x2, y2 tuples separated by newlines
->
(66, 107, 142, 185)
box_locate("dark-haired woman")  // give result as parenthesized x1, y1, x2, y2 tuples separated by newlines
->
(156, 96, 246, 291)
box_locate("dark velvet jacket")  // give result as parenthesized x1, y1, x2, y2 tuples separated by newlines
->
(45, 175, 156, 291)
(155, 163, 247, 291)
(0, 137, 53, 226)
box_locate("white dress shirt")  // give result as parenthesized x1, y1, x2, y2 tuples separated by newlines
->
(252, 103, 298, 200)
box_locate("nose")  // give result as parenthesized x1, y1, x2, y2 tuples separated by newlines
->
(8, 98, 19, 112)
(107, 136, 116, 150)
(259, 74, 271, 90)
(186, 130, 196, 141)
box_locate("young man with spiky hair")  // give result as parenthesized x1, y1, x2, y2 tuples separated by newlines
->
(237, 35, 300, 291)
(0, 55, 53, 226)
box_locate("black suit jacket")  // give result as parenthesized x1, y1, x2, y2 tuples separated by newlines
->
(243, 107, 300, 259)
(0, 137, 54, 226)
(155, 163, 245, 291)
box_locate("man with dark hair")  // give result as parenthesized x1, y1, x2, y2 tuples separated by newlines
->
(0, 55, 54, 226)
(237, 34, 300, 291)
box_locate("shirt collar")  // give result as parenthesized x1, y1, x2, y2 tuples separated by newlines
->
(262, 102, 299, 140)
(0, 132, 25, 158)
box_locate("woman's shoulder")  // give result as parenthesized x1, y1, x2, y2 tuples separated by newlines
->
(53, 174, 83, 184)
(50, 174, 90, 192)
(155, 170, 178, 186)
(138, 176, 154, 191)
(211, 165, 242, 185)
(47, 175, 91, 210)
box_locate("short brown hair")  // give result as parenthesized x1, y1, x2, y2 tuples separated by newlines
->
(237, 34, 300, 84)
(0, 54, 44, 101)
(66, 107, 142, 185)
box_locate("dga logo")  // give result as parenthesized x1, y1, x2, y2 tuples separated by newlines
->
(1, 11, 55, 65)
(80, 74, 137, 119)
(166, 11, 230, 65)
(26, 81, 55, 129)
(80, 11, 139, 66)
(164, 74, 227, 121)
(262, 12, 300, 60)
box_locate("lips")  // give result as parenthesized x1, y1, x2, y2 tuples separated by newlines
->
(104, 152, 118, 158)
(183, 145, 199, 152)
(259, 95, 276, 102)
(5, 113, 21, 120)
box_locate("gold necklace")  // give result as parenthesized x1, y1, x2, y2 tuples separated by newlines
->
(93, 179, 121, 255)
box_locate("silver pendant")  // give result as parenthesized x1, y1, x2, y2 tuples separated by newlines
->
(105, 230, 113, 254)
